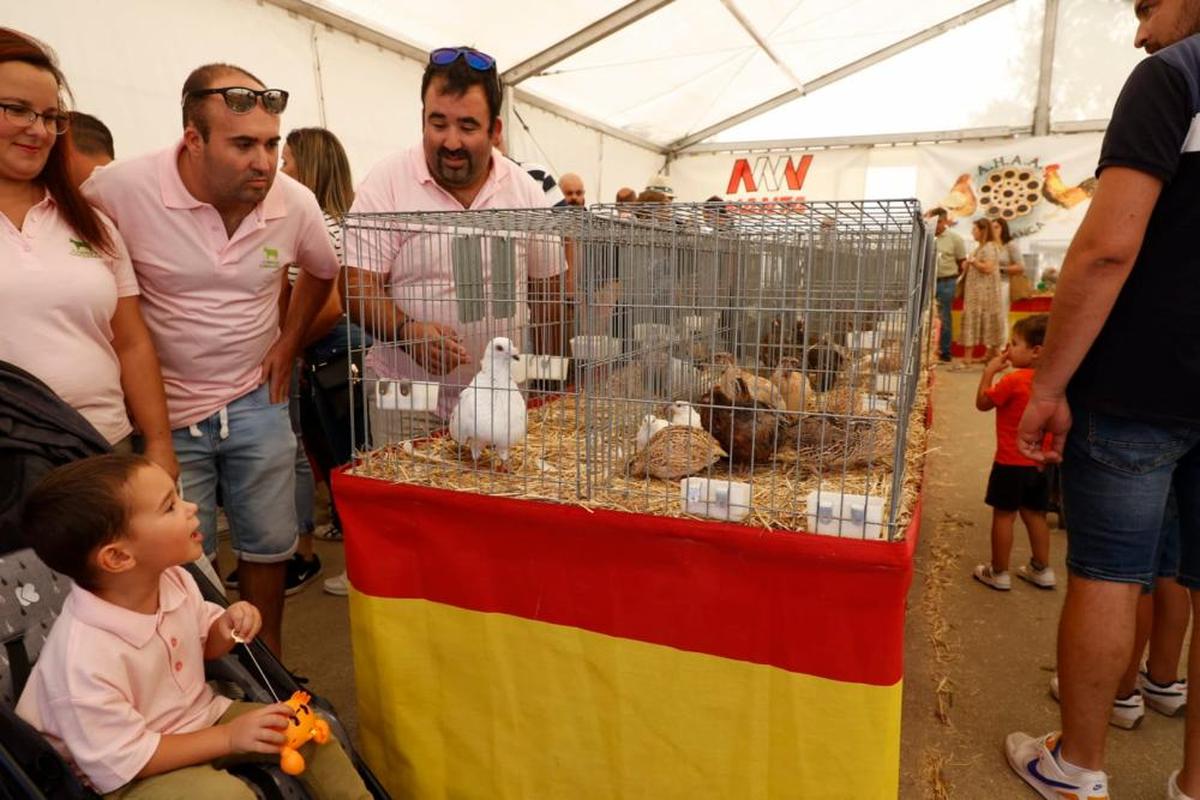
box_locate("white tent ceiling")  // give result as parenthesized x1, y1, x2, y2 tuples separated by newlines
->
(307, 0, 1144, 153)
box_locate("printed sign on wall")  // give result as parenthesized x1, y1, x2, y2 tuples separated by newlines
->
(669, 148, 870, 205)
(916, 132, 1105, 247)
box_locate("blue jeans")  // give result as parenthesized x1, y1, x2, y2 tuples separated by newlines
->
(1062, 409, 1200, 588)
(935, 278, 956, 359)
(174, 385, 298, 564)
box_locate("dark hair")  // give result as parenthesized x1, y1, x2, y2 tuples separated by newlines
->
(420, 49, 503, 130)
(0, 29, 113, 256)
(21, 454, 150, 590)
(285, 127, 354, 219)
(68, 111, 114, 159)
(1013, 314, 1049, 348)
(181, 62, 265, 140)
(929, 207, 948, 222)
(992, 217, 1014, 244)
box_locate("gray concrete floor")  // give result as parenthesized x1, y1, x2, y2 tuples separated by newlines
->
(900, 368, 1187, 799)
(219, 368, 1189, 796)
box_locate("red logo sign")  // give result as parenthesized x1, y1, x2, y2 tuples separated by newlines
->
(727, 154, 813, 195)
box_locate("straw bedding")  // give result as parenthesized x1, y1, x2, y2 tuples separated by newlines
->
(351, 367, 931, 538)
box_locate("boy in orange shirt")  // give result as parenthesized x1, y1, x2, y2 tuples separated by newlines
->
(973, 314, 1055, 591)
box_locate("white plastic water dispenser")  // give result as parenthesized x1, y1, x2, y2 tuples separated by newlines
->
(804, 490, 886, 540)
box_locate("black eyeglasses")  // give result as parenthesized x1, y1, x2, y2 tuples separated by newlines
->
(0, 103, 69, 135)
(429, 47, 496, 71)
(183, 86, 289, 115)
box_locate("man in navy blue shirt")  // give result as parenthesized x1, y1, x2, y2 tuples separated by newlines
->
(1012, 2, 1200, 797)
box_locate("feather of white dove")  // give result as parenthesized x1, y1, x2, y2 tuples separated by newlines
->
(635, 414, 669, 452)
(448, 337, 527, 468)
(668, 401, 703, 429)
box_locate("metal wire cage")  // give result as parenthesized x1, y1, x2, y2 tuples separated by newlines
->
(342, 199, 935, 541)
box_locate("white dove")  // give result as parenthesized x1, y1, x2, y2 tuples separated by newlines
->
(667, 401, 702, 429)
(635, 414, 669, 452)
(448, 337, 527, 470)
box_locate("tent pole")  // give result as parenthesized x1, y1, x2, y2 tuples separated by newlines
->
(1033, 0, 1060, 137)
(502, 84, 517, 160)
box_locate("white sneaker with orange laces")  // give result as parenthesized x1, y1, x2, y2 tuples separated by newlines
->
(1005, 731, 1109, 800)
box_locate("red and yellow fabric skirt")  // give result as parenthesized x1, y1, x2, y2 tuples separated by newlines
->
(335, 472, 919, 799)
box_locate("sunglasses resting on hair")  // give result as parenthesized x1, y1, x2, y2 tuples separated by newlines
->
(183, 86, 289, 115)
(428, 47, 496, 71)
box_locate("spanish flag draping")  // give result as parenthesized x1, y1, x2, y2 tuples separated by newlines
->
(335, 471, 919, 800)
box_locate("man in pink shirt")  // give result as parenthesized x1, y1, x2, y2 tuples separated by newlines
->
(344, 47, 567, 431)
(84, 63, 339, 656)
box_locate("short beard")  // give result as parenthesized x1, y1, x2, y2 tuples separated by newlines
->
(434, 148, 475, 187)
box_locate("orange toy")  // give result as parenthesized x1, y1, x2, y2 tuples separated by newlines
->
(279, 691, 331, 775)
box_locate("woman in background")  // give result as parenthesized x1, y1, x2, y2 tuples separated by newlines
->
(0, 28, 173, 471)
(958, 218, 1004, 366)
(992, 217, 1026, 318)
(280, 127, 364, 597)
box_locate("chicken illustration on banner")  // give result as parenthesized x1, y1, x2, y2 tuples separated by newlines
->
(1042, 164, 1098, 209)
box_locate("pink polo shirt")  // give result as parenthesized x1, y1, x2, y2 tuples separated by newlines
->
(16, 567, 231, 793)
(82, 143, 341, 428)
(0, 194, 137, 443)
(345, 144, 564, 418)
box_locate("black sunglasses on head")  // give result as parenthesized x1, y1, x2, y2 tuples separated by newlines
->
(429, 47, 496, 71)
(184, 86, 289, 115)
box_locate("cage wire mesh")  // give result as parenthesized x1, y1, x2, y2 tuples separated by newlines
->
(342, 199, 935, 540)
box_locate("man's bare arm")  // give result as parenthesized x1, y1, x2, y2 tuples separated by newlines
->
(1032, 166, 1162, 397)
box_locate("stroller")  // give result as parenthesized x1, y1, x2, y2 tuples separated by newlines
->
(0, 361, 388, 799)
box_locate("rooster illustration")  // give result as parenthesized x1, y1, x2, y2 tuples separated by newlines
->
(1042, 164, 1097, 209)
(938, 173, 977, 221)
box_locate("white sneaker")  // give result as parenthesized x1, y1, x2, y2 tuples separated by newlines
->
(1139, 671, 1188, 717)
(1005, 731, 1109, 799)
(323, 571, 349, 596)
(1017, 562, 1057, 589)
(1049, 674, 1144, 730)
(1169, 770, 1195, 800)
(973, 564, 1011, 590)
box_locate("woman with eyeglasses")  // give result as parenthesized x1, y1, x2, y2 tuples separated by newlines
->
(0, 28, 175, 474)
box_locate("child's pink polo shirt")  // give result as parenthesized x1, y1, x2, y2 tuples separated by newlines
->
(83, 143, 341, 428)
(344, 145, 565, 418)
(0, 194, 137, 443)
(15, 567, 230, 793)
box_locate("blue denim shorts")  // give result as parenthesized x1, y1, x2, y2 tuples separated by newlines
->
(1062, 409, 1200, 589)
(173, 385, 298, 564)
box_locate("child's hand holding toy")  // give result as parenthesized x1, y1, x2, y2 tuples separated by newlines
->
(218, 601, 262, 644)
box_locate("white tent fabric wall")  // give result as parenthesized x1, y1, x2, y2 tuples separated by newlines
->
(304, 0, 1142, 150)
(7, 0, 1146, 203)
(6, 0, 663, 195)
(505, 100, 665, 204)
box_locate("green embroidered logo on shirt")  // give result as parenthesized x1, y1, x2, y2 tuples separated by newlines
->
(260, 246, 281, 269)
(68, 238, 101, 259)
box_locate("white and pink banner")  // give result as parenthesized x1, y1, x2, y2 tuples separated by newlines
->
(916, 132, 1105, 253)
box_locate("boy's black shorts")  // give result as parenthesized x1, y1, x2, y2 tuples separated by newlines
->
(986, 463, 1050, 512)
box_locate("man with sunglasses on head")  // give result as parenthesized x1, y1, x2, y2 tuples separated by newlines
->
(345, 46, 568, 438)
(81, 63, 340, 657)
